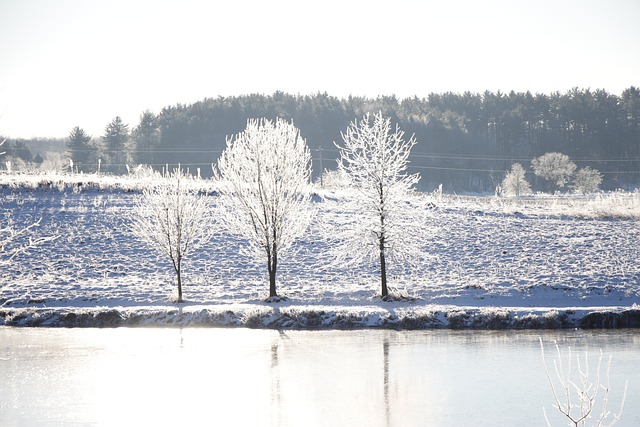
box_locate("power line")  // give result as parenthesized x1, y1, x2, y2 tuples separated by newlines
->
(90, 162, 640, 175)
(409, 152, 640, 162)
(405, 164, 640, 174)
(58, 147, 640, 163)
(408, 165, 509, 173)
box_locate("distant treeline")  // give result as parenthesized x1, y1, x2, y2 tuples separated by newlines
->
(3, 87, 639, 192)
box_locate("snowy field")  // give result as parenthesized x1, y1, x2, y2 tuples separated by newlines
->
(1, 173, 640, 328)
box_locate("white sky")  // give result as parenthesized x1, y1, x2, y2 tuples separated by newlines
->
(1, 0, 639, 138)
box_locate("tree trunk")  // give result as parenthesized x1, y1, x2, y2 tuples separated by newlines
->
(176, 260, 184, 303)
(379, 237, 388, 299)
(379, 181, 389, 299)
(269, 268, 277, 298)
(268, 245, 278, 298)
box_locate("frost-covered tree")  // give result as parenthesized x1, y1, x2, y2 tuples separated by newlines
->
(332, 112, 429, 300)
(214, 118, 313, 300)
(129, 169, 212, 303)
(573, 167, 603, 195)
(501, 163, 531, 197)
(532, 152, 577, 192)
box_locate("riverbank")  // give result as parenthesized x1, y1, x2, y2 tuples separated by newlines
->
(2, 302, 640, 329)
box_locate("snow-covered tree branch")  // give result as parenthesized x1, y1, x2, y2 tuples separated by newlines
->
(540, 339, 627, 427)
(0, 216, 57, 265)
(1, 139, 58, 264)
(129, 168, 213, 303)
(330, 112, 432, 299)
(214, 118, 313, 300)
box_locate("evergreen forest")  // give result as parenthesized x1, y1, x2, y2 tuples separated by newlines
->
(3, 87, 639, 192)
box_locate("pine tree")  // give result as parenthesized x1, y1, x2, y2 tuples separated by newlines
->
(102, 116, 129, 174)
(67, 126, 94, 172)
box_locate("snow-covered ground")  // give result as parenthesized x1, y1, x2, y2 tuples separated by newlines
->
(1, 173, 639, 328)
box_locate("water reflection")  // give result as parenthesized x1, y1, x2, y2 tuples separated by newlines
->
(271, 340, 281, 427)
(0, 328, 637, 426)
(383, 333, 390, 427)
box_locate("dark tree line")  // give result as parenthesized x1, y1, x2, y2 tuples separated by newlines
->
(135, 87, 640, 191)
(4, 87, 639, 192)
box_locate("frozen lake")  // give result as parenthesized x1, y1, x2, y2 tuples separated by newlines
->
(1, 328, 637, 426)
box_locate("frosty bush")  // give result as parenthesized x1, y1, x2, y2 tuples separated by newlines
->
(331, 112, 430, 300)
(129, 168, 213, 303)
(540, 339, 626, 427)
(129, 164, 158, 179)
(573, 167, 603, 195)
(532, 152, 577, 192)
(38, 152, 67, 173)
(214, 118, 313, 300)
(501, 163, 531, 197)
(316, 168, 349, 191)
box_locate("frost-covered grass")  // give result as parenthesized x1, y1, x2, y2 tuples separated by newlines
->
(447, 190, 640, 220)
(2, 170, 638, 219)
(1, 172, 639, 328)
(0, 169, 216, 193)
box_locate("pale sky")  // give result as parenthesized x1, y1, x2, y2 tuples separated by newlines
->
(1, 0, 638, 138)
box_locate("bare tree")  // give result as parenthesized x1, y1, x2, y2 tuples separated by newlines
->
(532, 152, 577, 192)
(501, 163, 532, 197)
(129, 168, 213, 303)
(540, 339, 627, 427)
(214, 118, 313, 300)
(331, 112, 430, 300)
(573, 167, 603, 195)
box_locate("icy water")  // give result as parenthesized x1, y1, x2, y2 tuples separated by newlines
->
(0, 328, 638, 426)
